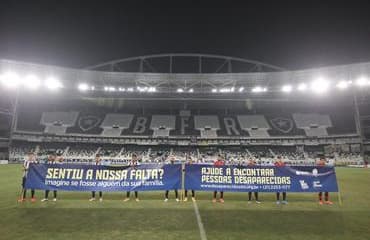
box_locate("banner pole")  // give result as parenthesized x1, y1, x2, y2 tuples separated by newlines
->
(181, 162, 185, 201)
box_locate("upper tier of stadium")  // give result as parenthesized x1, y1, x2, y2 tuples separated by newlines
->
(1, 54, 370, 100)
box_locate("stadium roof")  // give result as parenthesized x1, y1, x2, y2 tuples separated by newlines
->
(1, 56, 370, 101)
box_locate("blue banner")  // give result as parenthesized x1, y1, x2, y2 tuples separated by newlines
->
(25, 163, 181, 192)
(184, 164, 338, 192)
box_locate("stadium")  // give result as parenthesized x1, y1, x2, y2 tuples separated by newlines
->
(0, 53, 369, 240)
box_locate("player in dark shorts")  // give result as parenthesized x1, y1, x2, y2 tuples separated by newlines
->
(184, 155, 196, 202)
(212, 155, 225, 203)
(275, 157, 288, 204)
(90, 154, 103, 202)
(164, 155, 179, 202)
(247, 159, 261, 204)
(124, 153, 140, 202)
(18, 152, 37, 203)
(41, 153, 61, 202)
(317, 158, 333, 205)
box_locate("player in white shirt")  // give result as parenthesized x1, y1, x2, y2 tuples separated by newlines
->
(18, 152, 37, 203)
(184, 155, 196, 202)
(164, 156, 179, 202)
(124, 153, 140, 202)
(41, 153, 62, 202)
(90, 154, 103, 202)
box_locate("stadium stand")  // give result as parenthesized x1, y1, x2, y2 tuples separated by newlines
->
(41, 111, 79, 134)
(194, 115, 220, 138)
(9, 141, 363, 166)
(292, 113, 332, 137)
(150, 115, 176, 137)
(14, 109, 357, 138)
(101, 114, 134, 136)
(237, 115, 271, 137)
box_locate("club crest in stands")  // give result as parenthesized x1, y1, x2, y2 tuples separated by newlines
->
(270, 117, 293, 133)
(78, 116, 101, 132)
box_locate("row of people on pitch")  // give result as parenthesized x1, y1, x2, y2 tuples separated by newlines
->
(88, 154, 141, 202)
(88, 190, 196, 202)
(41, 153, 64, 201)
(19, 152, 63, 202)
(245, 157, 333, 205)
(211, 155, 333, 205)
(19, 153, 332, 205)
(239, 156, 289, 204)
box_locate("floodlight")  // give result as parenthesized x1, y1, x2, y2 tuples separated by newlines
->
(177, 88, 184, 93)
(251, 86, 267, 93)
(148, 87, 156, 92)
(104, 86, 116, 92)
(78, 83, 89, 91)
(355, 76, 369, 86)
(188, 88, 194, 93)
(238, 87, 244, 92)
(212, 88, 218, 93)
(0, 71, 20, 88)
(297, 83, 307, 91)
(45, 77, 62, 90)
(310, 78, 329, 94)
(23, 74, 41, 90)
(281, 85, 292, 93)
(336, 81, 351, 90)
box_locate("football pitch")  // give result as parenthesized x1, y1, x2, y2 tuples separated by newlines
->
(0, 165, 369, 240)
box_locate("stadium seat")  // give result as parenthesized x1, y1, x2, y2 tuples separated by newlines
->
(237, 115, 270, 137)
(292, 113, 332, 136)
(41, 111, 79, 134)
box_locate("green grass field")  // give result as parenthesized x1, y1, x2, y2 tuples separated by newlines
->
(0, 165, 369, 240)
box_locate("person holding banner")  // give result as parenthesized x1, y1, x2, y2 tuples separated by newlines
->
(275, 157, 288, 205)
(164, 156, 179, 202)
(247, 159, 261, 204)
(90, 154, 103, 202)
(124, 153, 140, 202)
(41, 153, 61, 202)
(212, 155, 225, 203)
(18, 152, 37, 203)
(184, 155, 196, 202)
(317, 157, 333, 205)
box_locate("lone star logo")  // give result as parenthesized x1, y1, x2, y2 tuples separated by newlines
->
(270, 117, 293, 133)
(78, 115, 101, 132)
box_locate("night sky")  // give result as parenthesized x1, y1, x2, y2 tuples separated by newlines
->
(1, 1, 370, 70)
